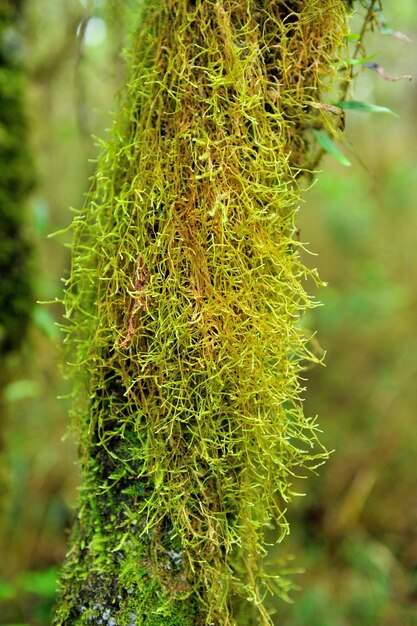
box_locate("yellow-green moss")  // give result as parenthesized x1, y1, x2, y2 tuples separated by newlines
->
(54, 1, 351, 624)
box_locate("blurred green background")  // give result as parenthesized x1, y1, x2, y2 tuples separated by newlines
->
(0, 1, 416, 624)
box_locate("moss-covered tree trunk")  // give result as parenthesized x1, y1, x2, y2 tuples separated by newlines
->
(53, 1, 349, 624)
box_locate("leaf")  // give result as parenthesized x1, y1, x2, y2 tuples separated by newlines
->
(376, 11, 413, 42)
(334, 100, 398, 116)
(364, 62, 412, 82)
(4, 379, 40, 402)
(379, 24, 413, 43)
(312, 130, 351, 167)
(19, 568, 59, 598)
(347, 53, 378, 66)
(0, 581, 15, 600)
(345, 33, 361, 42)
(32, 305, 61, 339)
(31, 198, 50, 236)
(389, 31, 413, 44)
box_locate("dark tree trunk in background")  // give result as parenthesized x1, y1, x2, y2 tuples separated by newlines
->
(0, 0, 34, 528)
(0, 0, 34, 355)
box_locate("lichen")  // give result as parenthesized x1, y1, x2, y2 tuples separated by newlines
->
(54, 1, 350, 624)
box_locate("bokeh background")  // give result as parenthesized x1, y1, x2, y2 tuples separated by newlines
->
(0, 1, 416, 624)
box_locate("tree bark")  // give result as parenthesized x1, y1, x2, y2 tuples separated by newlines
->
(53, 1, 348, 624)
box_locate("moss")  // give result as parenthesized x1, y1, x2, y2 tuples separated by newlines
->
(53, 437, 199, 625)
(55, 1, 351, 623)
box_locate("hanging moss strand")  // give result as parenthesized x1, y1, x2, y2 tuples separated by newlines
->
(54, 1, 349, 624)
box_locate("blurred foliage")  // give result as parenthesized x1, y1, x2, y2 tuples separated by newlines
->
(0, 0, 416, 624)
(275, 3, 417, 623)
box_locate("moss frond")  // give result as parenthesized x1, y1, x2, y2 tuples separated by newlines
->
(57, 1, 349, 623)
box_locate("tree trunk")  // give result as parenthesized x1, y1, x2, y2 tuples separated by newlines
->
(53, 1, 348, 624)
(0, 0, 34, 529)
(0, 0, 34, 356)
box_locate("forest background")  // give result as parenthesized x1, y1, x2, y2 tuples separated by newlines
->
(0, 1, 416, 624)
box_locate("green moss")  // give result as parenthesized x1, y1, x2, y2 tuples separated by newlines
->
(53, 442, 199, 625)
(55, 1, 351, 623)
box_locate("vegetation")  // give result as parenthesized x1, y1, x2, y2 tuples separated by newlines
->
(53, 1, 350, 624)
(0, 1, 415, 625)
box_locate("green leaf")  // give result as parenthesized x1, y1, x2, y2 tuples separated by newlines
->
(0, 581, 15, 600)
(4, 379, 40, 402)
(313, 130, 351, 167)
(380, 27, 412, 43)
(32, 305, 61, 339)
(347, 53, 378, 66)
(19, 568, 59, 598)
(334, 100, 398, 116)
(345, 33, 360, 42)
